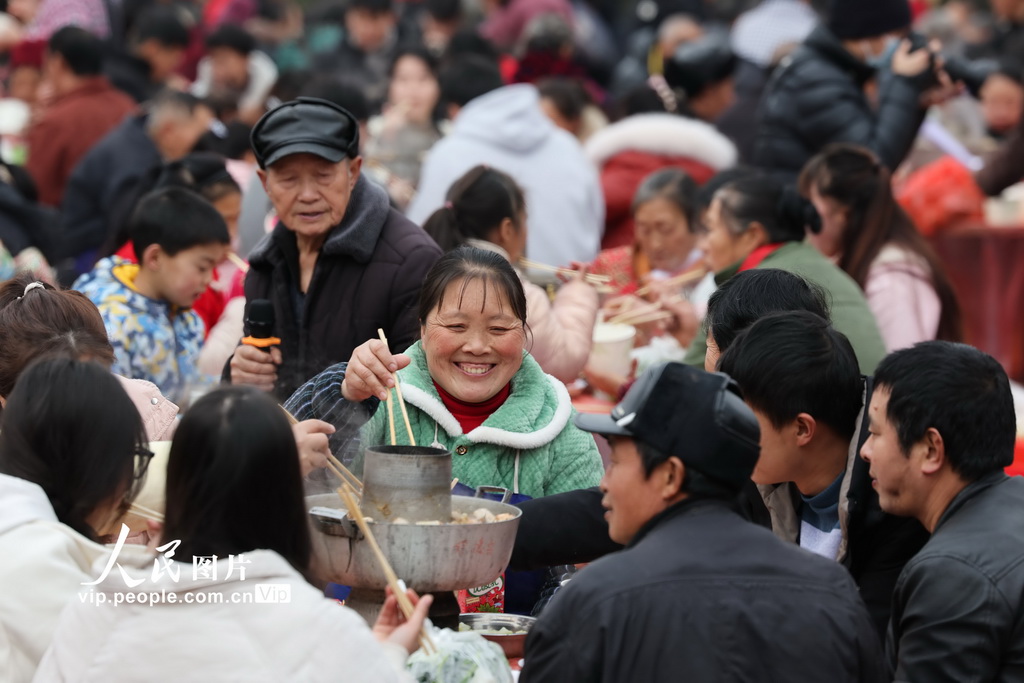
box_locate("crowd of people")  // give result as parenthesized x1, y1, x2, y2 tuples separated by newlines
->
(0, 0, 1023, 680)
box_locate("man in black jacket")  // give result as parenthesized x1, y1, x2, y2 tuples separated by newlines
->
(753, 0, 944, 180)
(228, 97, 441, 400)
(520, 363, 887, 683)
(718, 311, 929, 638)
(862, 342, 1024, 682)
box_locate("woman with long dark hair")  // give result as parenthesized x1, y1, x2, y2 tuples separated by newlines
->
(799, 144, 962, 348)
(36, 386, 430, 680)
(0, 358, 150, 681)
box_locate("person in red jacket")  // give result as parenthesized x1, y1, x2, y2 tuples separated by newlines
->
(27, 27, 136, 207)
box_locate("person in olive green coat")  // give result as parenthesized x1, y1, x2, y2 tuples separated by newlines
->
(685, 173, 886, 374)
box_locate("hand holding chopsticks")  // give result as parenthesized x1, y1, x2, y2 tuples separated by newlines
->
(519, 258, 611, 287)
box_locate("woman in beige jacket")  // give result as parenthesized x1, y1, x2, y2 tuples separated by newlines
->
(422, 165, 599, 383)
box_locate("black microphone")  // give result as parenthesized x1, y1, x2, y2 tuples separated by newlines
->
(242, 299, 281, 349)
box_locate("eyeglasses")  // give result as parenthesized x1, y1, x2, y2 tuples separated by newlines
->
(124, 445, 155, 506)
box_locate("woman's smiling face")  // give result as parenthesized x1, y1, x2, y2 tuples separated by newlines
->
(421, 277, 526, 403)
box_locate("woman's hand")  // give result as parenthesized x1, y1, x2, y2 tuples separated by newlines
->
(230, 345, 282, 392)
(372, 587, 434, 655)
(293, 420, 336, 476)
(341, 339, 412, 402)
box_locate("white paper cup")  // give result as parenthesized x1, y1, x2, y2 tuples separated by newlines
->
(589, 323, 637, 399)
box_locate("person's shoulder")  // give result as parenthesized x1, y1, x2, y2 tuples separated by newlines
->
(376, 210, 443, 258)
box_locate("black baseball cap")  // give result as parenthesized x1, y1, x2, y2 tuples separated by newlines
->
(575, 363, 761, 489)
(250, 97, 360, 169)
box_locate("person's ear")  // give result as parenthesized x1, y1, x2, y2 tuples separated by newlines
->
(660, 456, 687, 500)
(919, 428, 946, 475)
(745, 221, 770, 248)
(794, 413, 817, 448)
(141, 243, 164, 271)
(256, 167, 268, 192)
(447, 103, 461, 121)
(0, 395, 6, 409)
(348, 157, 362, 189)
(496, 217, 518, 247)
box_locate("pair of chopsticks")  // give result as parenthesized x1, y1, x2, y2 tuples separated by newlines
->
(607, 300, 670, 326)
(377, 329, 416, 447)
(280, 405, 364, 497)
(633, 268, 707, 298)
(336, 482, 436, 654)
(129, 502, 164, 523)
(519, 258, 611, 287)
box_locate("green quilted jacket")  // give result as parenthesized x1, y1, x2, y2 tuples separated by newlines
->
(360, 342, 605, 499)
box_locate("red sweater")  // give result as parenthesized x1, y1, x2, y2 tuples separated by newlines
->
(434, 381, 512, 433)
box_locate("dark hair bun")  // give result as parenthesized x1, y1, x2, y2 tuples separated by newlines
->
(777, 185, 822, 234)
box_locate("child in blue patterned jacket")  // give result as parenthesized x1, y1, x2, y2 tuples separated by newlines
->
(75, 187, 230, 402)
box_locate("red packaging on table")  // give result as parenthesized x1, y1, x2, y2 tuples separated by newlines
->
(457, 573, 505, 613)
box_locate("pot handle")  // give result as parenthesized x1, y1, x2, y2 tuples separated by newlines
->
(474, 485, 512, 504)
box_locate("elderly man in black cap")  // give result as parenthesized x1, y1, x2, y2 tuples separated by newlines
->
(520, 363, 887, 683)
(752, 0, 959, 180)
(228, 97, 441, 401)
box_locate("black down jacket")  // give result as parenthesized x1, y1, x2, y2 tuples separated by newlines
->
(752, 24, 927, 181)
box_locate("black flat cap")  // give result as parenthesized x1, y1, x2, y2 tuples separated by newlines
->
(575, 363, 761, 489)
(250, 97, 360, 169)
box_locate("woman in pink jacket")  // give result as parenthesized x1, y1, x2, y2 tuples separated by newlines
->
(423, 165, 599, 383)
(799, 144, 962, 351)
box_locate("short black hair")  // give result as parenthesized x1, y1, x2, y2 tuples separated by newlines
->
(130, 187, 230, 261)
(874, 341, 1016, 481)
(536, 77, 590, 122)
(426, 0, 461, 21)
(300, 77, 371, 122)
(133, 5, 191, 48)
(705, 269, 832, 355)
(48, 26, 105, 76)
(0, 358, 147, 541)
(349, 0, 393, 12)
(205, 23, 256, 55)
(718, 311, 862, 442)
(439, 55, 504, 108)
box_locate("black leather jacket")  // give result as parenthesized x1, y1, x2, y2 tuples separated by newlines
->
(752, 24, 926, 180)
(887, 473, 1024, 682)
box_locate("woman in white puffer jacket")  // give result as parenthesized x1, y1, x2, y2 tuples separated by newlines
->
(36, 386, 430, 682)
(422, 165, 599, 383)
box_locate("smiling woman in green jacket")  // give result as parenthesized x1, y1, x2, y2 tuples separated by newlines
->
(297, 246, 605, 499)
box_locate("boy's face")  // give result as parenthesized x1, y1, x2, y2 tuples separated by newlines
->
(150, 243, 227, 309)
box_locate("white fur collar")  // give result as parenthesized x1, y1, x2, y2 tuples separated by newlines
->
(398, 376, 573, 450)
(584, 113, 737, 170)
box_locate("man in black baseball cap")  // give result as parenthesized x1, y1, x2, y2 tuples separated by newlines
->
(227, 97, 441, 401)
(521, 363, 886, 683)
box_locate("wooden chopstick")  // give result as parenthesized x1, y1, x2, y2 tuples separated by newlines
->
(280, 406, 300, 425)
(227, 252, 250, 273)
(633, 268, 707, 298)
(613, 310, 675, 326)
(450, 478, 458, 490)
(519, 258, 612, 284)
(377, 329, 416, 447)
(327, 453, 363, 494)
(607, 301, 662, 325)
(337, 483, 436, 654)
(129, 502, 164, 523)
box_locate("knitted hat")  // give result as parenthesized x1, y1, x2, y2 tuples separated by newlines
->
(826, 0, 912, 40)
